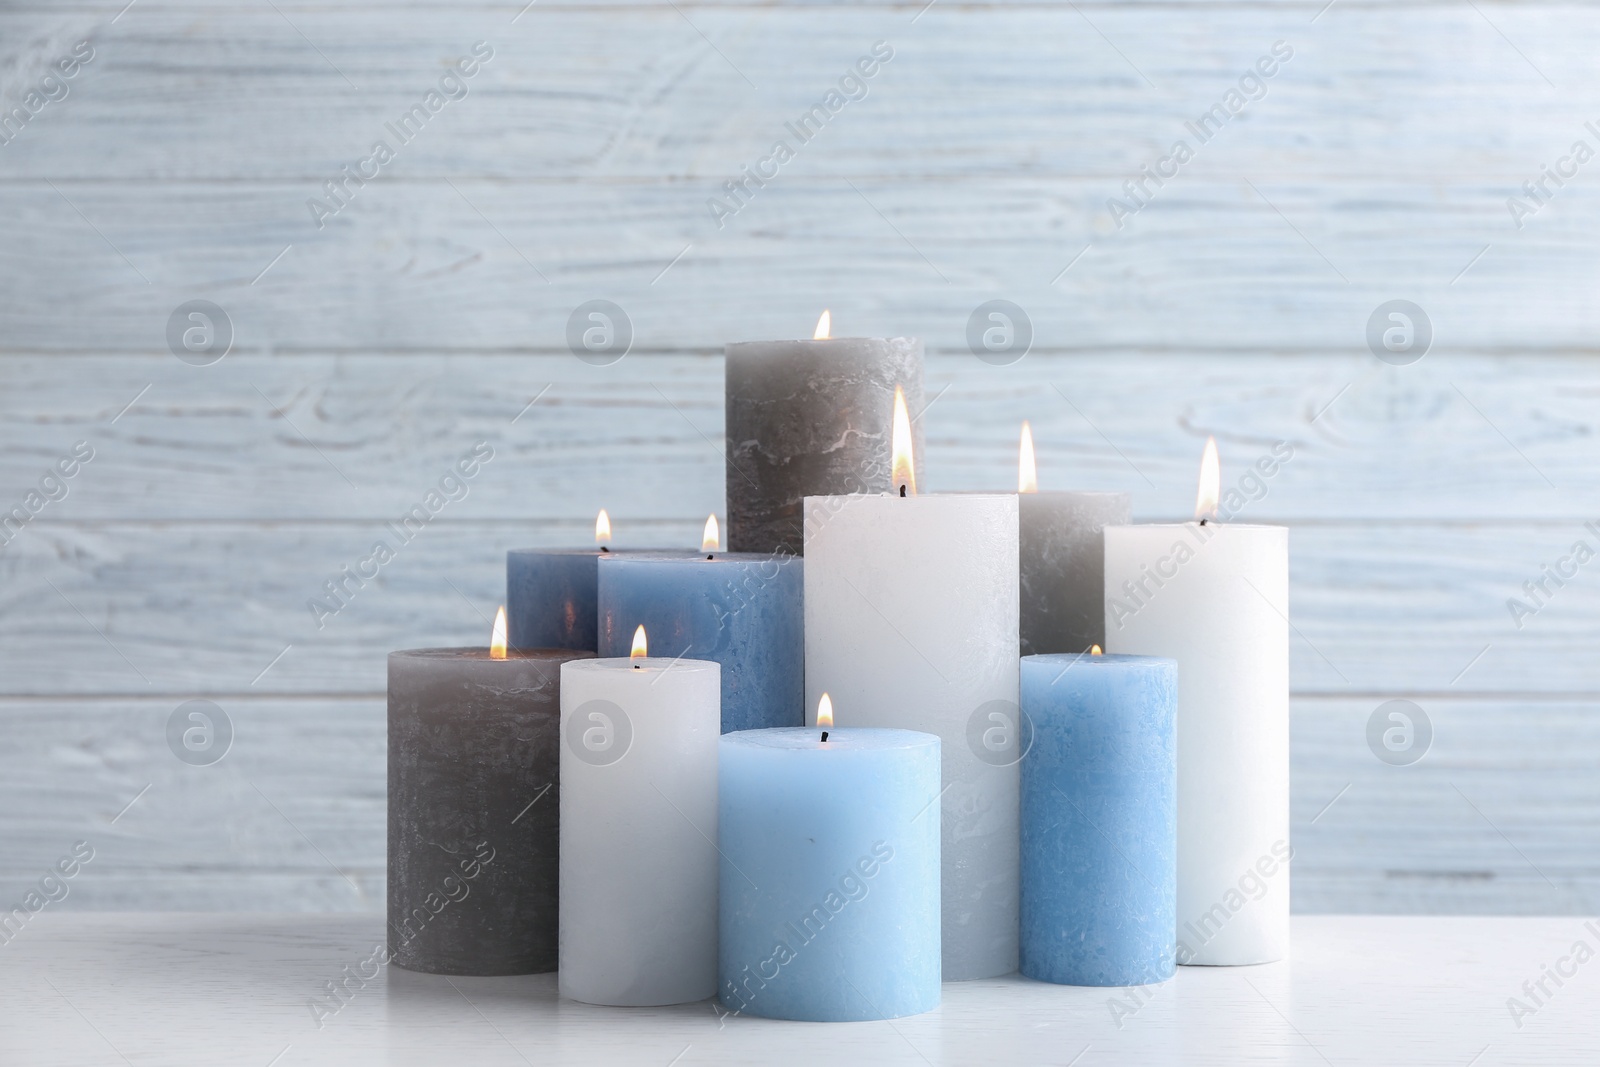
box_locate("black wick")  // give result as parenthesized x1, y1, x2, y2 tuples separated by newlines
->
(899, 484, 907, 498)
(820, 730, 829, 743)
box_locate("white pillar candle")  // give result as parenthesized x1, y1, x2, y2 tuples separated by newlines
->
(1102, 438, 1290, 965)
(804, 421, 1020, 980)
(559, 633, 721, 1004)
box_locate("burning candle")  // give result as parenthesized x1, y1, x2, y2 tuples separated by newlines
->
(725, 311, 925, 554)
(803, 391, 1021, 981)
(1016, 421, 1131, 656)
(598, 515, 804, 733)
(1020, 647, 1177, 986)
(387, 608, 592, 975)
(717, 695, 941, 1021)
(506, 510, 689, 651)
(559, 626, 721, 1004)
(1103, 438, 1290, 965)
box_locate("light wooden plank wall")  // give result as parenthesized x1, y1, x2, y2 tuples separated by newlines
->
(1, 2, 1596, 914)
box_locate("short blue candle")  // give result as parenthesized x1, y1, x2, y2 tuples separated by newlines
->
(718, 727, 941, 1022)
(598, 552, 803, 733)
(1020, 652, 1177, 987)
(506, 548, 604, 651)
(507, 547, 690, 651)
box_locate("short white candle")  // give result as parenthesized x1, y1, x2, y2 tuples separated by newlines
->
(1103, 438, 1290, 965)
(803, 391, 1021, 980)
(559, 630, 721, 1004)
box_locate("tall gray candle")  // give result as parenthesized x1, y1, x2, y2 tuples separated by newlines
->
(725, 313, 924, 554)
(1017, 423, 1131, 655)
(388, 612, 593, 976)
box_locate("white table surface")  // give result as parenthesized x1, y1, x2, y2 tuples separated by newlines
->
(2, 914, 1593, 1066)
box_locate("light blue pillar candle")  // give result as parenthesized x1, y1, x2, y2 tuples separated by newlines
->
(718, 726, 941, 1021)
(1020, 652, 1177, 987)
(598, 552, 803, 733)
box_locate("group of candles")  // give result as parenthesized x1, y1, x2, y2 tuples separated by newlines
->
(386, 315, 1289, 1022)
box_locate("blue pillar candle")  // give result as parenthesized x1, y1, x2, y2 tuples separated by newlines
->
(598, 551, 803, 733)
(507, 511, 690, 651)
(718, 723, 941, 1022)
(1020, 652, 1177, 987)
(506, 548, 606, 651)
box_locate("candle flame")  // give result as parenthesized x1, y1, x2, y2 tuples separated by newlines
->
(816, 692, 834, 729)
(595, 508, 613, 545)
(1018, 420, 1038, 493)
(891, 385, 917, 496)
(1194, 436, 1220, 522)
(702, 514, 721, 552)
(813, 310, 832, 340)
(490, 606, 508, 659)
(630, 624, 648, 661)
(1090, 644, 1102, 656)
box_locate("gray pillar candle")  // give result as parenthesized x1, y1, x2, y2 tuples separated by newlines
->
(1016, 423, 1131, 655)
(725, 325, 924, 554)
(1019, 491, 1131, 655)
(388, 641, 593, 975)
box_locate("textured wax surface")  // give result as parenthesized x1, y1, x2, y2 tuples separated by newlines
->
(559, 658, 721, 1006)
(718, 728, 941, 1021)
(1105, 523, 1290, 966)
(1019, 492, 1131, 656)
(598, 553, 803, 733)
(509, 548, 695, 651)
(1020, 654, 1177, 986)
(506, 549, 601, 651)
(725, 337, 924, 555)
(803, 492, 1020, 980)
(720, 727, 935, 753)
(387, 647, 592, 975)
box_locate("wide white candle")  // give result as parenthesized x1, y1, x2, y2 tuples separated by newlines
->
(1102, 438, 1289, 966)
(803, 397, 1020, 980)
(559, 631, 720, 1004)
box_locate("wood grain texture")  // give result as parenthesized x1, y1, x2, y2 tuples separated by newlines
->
(0, 6, 1597, 349)
(0, 697, 385, 911)
(1292, 697, 1600, 915)
(1, 352, 1596, 522)
(3, 5, 1595, 181)
(2, 1, 1597, 912)
(0, 178, 1594, 351)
